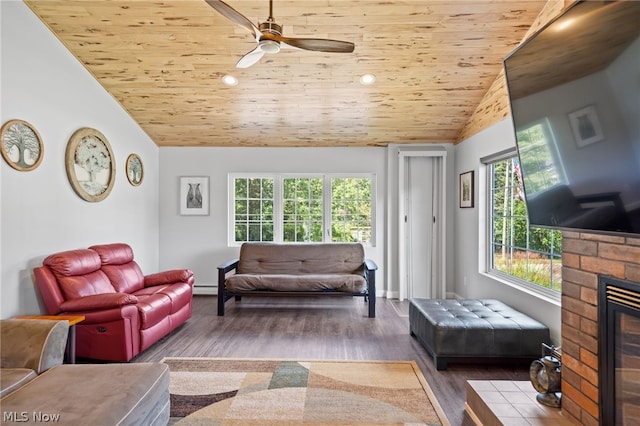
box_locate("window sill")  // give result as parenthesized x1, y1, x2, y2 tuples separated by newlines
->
(479, 271, 562, 307)
(229, 241, 375, 248)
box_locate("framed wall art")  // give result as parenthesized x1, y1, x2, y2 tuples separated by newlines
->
(568, 105, 604, 148)
(180, 176, 209, 215)
(459, 170, 474, 208)
(126, 153, 144, 186)
(1, 119, 44, 171)
(65, 127, 115, 202)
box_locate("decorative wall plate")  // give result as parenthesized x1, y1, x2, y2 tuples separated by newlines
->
(65, 127, 115, 202)
(1, 119, 44, 171)
(126, 153, 143, 186)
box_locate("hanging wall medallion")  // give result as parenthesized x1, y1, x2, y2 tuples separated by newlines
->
(126, 153, 144, 186)
(1, 119, 44, 171)
(65, 127, 115, 202)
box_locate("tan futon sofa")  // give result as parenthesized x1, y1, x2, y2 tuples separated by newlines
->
(0, 319, 169, 425)
(217, 242, 377, 317)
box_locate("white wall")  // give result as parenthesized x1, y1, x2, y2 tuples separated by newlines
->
(1, 1, 160, 318)
(454, 118, 561, 344)
(159, 147, 387, 293)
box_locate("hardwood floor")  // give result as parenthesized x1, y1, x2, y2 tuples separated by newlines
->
(134, 295, 530, 425)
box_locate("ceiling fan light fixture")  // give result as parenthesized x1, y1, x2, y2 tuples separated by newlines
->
(222, 74, 238, 86)
(259, 39, 281, 54)
(360, 74, 376, 85)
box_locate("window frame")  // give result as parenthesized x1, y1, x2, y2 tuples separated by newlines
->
(282, 175, 325, 243)
(481, 149, 562, 302)
(230, 175, 277, 243)
(228, 173, 376, 246)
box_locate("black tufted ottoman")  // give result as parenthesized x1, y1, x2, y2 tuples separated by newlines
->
(409, 298, 550, 370)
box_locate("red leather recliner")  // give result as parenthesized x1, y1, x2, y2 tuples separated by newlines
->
(33, 243, 194, 362)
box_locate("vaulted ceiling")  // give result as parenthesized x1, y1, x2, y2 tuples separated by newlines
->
(25, 0, 552, 147)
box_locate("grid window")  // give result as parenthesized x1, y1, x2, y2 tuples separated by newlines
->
(283, 177, 323, 242)
(234, 177, 274, 242)
(231, 174, 374, 245)
(489, 157, 562, 292)
(331, 178, 372, 243)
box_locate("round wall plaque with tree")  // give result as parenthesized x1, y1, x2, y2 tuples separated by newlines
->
(65, 127, 115, 202)
(1, 119, 44, 171)
(126, 153, 143, 186)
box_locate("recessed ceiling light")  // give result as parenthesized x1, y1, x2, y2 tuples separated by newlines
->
(222, 75, 238, 86)
(360, 74, 376, 85)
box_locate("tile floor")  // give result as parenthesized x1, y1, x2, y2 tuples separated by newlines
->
(465, 380, 573, 426)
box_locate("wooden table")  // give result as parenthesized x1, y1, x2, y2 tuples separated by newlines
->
(15, 315, 85, 364)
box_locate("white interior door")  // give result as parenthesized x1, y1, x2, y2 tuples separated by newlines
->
(405, 157, 434, 299)
(396, 147, 446, 301)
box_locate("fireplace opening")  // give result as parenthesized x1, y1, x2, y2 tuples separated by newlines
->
(599, 276, 640, 425)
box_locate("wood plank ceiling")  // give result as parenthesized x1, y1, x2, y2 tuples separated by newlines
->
(24, 0, 549, 147)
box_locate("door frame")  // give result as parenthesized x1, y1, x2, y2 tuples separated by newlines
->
(397, 148, 447, 301)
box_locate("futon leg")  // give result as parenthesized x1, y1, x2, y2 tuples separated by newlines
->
(217, 289, 225, 316)
(367, 272, 376, 318)
(368, 296, 376, 318)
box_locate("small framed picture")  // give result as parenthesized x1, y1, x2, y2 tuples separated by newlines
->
(568, 105, 604, 147)
(179, 176, 209, 215)
(459, 170, 474, 208)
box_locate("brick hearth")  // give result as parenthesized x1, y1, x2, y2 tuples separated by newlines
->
(561, 231, 640, 425)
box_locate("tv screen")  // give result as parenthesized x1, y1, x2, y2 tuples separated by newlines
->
(504, 0, 640, 236)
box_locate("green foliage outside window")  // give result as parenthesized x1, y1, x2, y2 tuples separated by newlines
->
(234, 177, 274, 242)
(233, 176, 373, 244)
(331, 178, 372, 243)
(283, 177, 323, 242)
(490, 158, 562, 291)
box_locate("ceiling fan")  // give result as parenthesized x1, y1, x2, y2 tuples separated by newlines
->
(205, 0, 355, 68)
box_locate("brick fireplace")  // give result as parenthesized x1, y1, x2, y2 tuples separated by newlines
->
(561, 231, 640, 425)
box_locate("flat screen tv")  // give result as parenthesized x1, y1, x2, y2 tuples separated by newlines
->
(504, 0, 640, 236)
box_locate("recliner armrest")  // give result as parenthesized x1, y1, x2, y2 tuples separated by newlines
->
(59, 293, 138, 312)
(144, 269, 194, 287)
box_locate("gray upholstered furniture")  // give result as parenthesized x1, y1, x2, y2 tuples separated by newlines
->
(0, 319, 170, 425)
(0, 319, 69, 398)
(218, 242, 377, 317)
(409, 299, 551, 370)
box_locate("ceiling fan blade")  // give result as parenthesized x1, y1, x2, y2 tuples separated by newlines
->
(263, 33, 354, 53)
(205, 0, 261, 42)
(236, 46, 265, 68)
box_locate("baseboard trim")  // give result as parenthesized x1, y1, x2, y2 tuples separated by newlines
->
(193, 285, 217, 296)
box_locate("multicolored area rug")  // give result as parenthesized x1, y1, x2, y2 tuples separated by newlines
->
(162, 357, 450, 425)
